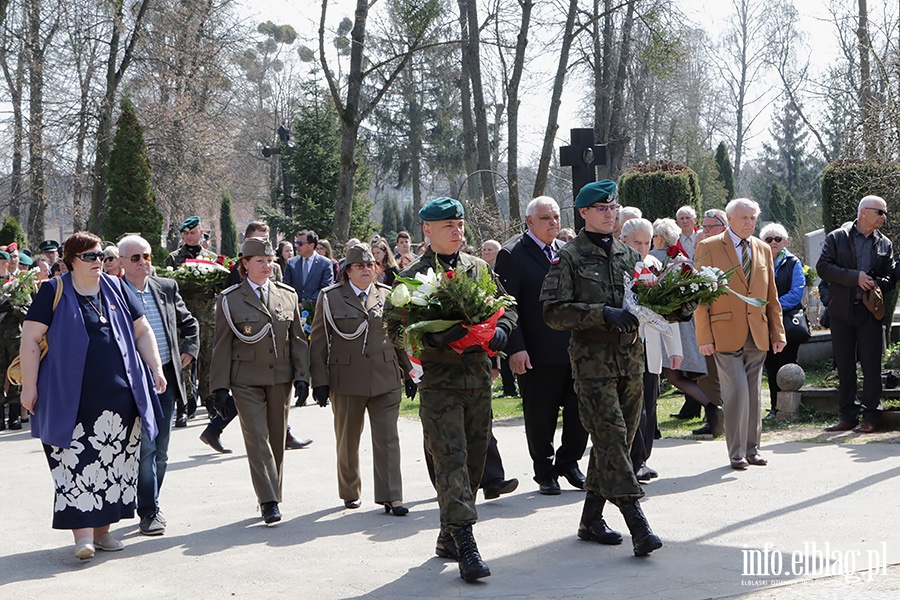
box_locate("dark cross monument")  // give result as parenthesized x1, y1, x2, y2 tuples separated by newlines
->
(559, 128, 607, 230)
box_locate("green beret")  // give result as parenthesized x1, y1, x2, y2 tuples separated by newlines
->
(419, 197, 465, 222)
(180, 216, 201, 232)
(241, 236, 275, 258)
(575, 180, 618, 208)
(344, 243, 375, 266)
(0, 251, 9, 260)
(38, 239, 60, 253)
(17, 253, 33, 267)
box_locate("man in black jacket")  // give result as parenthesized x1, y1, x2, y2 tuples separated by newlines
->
(817, 195, 896, 434)
(494, 196, 588, 494)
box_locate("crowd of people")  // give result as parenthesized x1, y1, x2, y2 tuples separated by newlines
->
(3, 189, 894, 582)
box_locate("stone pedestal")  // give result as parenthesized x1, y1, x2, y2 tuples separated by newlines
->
(776, 364, 806, 422)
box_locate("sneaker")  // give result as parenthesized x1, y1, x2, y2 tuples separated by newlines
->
(140, 514, 166, 536)
(93, 533, 124, 552)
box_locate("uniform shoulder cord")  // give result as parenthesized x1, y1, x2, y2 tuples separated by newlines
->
(321, 290, 368, 353)
(220, 293, 278, 356)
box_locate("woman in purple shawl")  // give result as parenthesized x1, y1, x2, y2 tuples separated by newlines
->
(19, 231, 166, 561)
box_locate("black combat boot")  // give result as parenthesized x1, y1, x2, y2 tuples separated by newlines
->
(451, 525, 491, 582)
(577, 491, 623, 545)
(0, 402, 6, 431)
(619, 500, 662, 556)
(8, 401, 22, 430)
(434, 526, 458, 560)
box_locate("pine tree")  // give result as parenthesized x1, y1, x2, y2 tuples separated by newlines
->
(715, 142, 736, 201)
(0, 216, 28, 248)
(104, 96, 164, 260)
(765, 182, 798, 233)
(219, 190, 238, 257)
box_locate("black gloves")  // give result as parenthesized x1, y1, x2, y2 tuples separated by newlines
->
(0, 301, 12, 314)
(669, 300, 701, 322)
(294, 381, 310, 404)
(405, 379, 417, 401)
(603, 306, 639, 332)
(312, 385, 330, 407)
(424, 323, 467, 347)
(488, 327, 508, 352)
(212, 389, 234, 420)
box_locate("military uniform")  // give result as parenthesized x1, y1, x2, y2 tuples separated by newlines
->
(386, 248, 517, 530)
(210, 274, 309, 508)
(0, 299, 28, 430)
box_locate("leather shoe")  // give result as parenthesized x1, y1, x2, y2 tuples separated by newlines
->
(261, 501, 281, 524)
(557, 466, 586, 490)
(285, 433, 313, 450)
(199, 429, 232, 454)
(8, 417, 22, 430)
(635, 464, 658, 482)
(482, 478, 518, 500)
(344, 499, 361, 509)
(824, 420, 857, 432)
(730, 458, 749, 470)
(746, 454, 768, 466)
(854, 421, 878, 434)
(691, 423, 715, 436)
(538, 479, 561, 495)
(174, 415, 187, 428)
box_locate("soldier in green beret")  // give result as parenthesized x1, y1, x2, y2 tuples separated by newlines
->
(385, 197, 518, 583)
(541, 180, 663, 557)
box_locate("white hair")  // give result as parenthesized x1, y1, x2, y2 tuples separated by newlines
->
(676, 205, 696, 219)
(526, 196, 560, 217)
(621, 217, 653, 240)
(118, 234, 151, 255)
(652, 218, 681, 246)
(703, 208, 727, 224)
(759, 222, 789, 241)
(482, 239, 501, 251)
(858, 195, 886, 218)
(725, 198, 761, 217)
(620, 206, 642, 220)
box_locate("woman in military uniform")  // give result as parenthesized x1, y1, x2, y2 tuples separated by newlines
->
(310, 244, 412, 515)
(209, 237, 310, 525)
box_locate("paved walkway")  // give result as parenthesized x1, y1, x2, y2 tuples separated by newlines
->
(1, 404, 898, 599)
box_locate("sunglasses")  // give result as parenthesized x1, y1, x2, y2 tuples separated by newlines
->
(103, 256, 117, 263)
(764, 236, 784, 244)
(864, 207, 888, 217)
(76, 252, 105, 262)
(129, 253, 152, 263)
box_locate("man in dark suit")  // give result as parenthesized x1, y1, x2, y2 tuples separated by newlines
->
(284, 229, 334, 303)
(494, 196, 588, 494)
(119, 235, 200, 536)
(818, 195, 895, 434)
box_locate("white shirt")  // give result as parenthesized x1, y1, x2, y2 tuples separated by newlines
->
(526, 230, 555, 261)
(727, 227, 751, 263)
(349, 281, 373, 302)
(252, 282, 269, 303)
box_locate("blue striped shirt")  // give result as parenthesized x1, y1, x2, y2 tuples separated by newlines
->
(125, 278, 171, 365)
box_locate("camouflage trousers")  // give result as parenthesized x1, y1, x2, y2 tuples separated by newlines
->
(419, 385, 492, 532)
(182, 296, 216, 416)
(574, 374, 645, 506)
(0, 333, 20, 411)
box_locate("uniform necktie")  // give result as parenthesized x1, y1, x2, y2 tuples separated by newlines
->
(740, 239, 751, 282)
(358, 291, 367, 304)
(257, 285, 266, 305)
(543, 244, 553, 262)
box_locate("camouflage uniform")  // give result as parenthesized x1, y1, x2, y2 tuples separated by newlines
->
(540, 231, 645, 506)
(165, 244, 218, 414)
(0, 302, 27, 428)
(385, 248, 517, 532)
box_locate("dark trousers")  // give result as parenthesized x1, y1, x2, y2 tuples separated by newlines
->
(630, 371, 659, 471)
(499, 358, 518, 395)
(425, 433, 505, 489)
(831, 304, 884, 424)
(518, 364, 587, 482)
(764, 341, 801, 409)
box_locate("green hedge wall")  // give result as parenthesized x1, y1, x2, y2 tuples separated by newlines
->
(821, 160, 900, 244)
(618, 160, 702, 221)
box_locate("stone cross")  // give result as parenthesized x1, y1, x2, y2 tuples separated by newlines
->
(559, 128, 607, 230)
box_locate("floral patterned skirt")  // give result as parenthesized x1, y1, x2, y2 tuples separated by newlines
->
(43, 401, 140, 530)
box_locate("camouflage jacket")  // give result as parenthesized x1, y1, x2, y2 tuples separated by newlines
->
(385, 248, 518, 390)
(541, 230, 643, 378)
(164, 245, 217, 269)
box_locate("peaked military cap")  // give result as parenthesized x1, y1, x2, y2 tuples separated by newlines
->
(38, 239, 60, 253)
(344, 243, 375, 266)
(180, 216, 201, 232)
(419, 197, 465, 221)
(575, 180, 618, 208)
(241, 236, 275, 257)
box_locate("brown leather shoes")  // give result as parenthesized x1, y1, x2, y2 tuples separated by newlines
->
(853, 421, 878, 434)
(824, 420, 857, 432)
(746, 454, 768, 466)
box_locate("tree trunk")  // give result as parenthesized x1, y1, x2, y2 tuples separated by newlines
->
(533, 0, 578, 198)
(1, 38, 25, 223)
(504, 0, 532, 223)
(456, 2, 479, 202)
(594, 0, 614, 143)
(405, 66, 424, 216)
(606, 0, 634, 179)
(26, 0, 46, 244)
(857, 0, 875, 159)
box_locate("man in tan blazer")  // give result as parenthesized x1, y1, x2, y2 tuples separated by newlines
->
(210, 237, 310, 524)
(694, 198, 786, 470)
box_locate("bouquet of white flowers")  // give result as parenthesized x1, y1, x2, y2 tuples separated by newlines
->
(159, 257, 233, 296)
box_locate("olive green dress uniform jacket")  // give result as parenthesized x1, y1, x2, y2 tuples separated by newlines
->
(310, 281, 410, 395)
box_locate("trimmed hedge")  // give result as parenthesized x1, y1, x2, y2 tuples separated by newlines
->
(821, 160, 900, 244)
(618, 160, 702, 221)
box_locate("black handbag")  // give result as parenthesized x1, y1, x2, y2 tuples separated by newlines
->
(782, 306, 811, 345)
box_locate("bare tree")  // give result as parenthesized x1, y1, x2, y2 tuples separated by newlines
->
(0, 1, 26, 222)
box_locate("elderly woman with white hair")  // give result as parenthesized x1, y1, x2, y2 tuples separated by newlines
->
(760, 222, 807, 417)
(620, 218, 682, 480)
(650, 218, 687, 262)
(675, 206, 698, 257)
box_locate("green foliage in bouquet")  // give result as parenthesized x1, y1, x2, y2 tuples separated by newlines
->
(158, 257, 235, 296)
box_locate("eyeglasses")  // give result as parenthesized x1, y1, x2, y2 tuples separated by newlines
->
(103, 256, 117, 263)
(864, 207, 888, 217)
(764, 236, 784, 243)
(703, 211, 726, 227)
(129, 253, 152, 263)
(76, 252, 105, 263)
(590, 203, 620, 214)
(702, 223, 725, 231)
(295, 240, 309, 246)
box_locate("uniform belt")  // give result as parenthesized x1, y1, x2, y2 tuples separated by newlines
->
(572, 329, 638, 345)
(419, 349, 488, 364)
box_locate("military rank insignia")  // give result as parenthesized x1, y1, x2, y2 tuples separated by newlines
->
(243, 325, 253, 335)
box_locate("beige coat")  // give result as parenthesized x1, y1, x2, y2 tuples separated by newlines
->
(309, 281, 409, 396)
